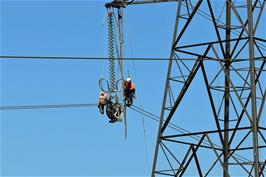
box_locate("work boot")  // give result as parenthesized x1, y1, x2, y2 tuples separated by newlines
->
(109, 119, 117, 123)
(99, 108, 104, 114)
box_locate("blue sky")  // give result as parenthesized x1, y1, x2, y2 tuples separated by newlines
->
(1, 0, 265, 176)
(0, 1, 177, 176)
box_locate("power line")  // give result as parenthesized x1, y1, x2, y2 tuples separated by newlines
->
(0, 101, 257, 165)
(0, 55, 194, 61)
(0, 101, 202, 135)
(0, 103, 97, 110)
(129, 105, 254, 164)
(131, 105, 206, 137)
(0, 55, 264, 61)
(130, 105, 210, 141)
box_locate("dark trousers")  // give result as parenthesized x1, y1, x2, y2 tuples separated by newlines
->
(124, 88, 135, 97)
(98, 104, 105, 114)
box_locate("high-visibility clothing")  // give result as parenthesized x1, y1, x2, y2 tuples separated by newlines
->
(125, 81, 135, 91)
(99, 92, 108, 105)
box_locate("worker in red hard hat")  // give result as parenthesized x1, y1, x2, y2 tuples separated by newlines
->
(124, 77, 135, 99)
(98, 91, 108, 114)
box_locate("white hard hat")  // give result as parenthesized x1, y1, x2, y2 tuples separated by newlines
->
(126, 77, 131, 82)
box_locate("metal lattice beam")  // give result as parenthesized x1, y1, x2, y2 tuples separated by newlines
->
(105, 0, 266, 177)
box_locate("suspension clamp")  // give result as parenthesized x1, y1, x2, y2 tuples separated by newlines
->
(105, 0, 126, 9)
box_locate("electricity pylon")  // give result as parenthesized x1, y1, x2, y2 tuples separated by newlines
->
(106, 0, 266, 177)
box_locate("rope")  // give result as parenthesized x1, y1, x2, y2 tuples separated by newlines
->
(129, 44, 151, 173)
(136, 97, 151, 174)
(140, 109, 150, 174)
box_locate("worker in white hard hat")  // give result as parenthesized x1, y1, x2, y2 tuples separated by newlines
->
(98, 91, 108, 114)
(124, 77, 135, 99)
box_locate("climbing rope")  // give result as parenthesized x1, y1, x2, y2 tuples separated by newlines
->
(107, 9, 116, 92)
(128, 40, 150, 172)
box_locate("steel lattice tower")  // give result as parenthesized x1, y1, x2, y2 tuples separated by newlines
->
(105, 0, 266, 177)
